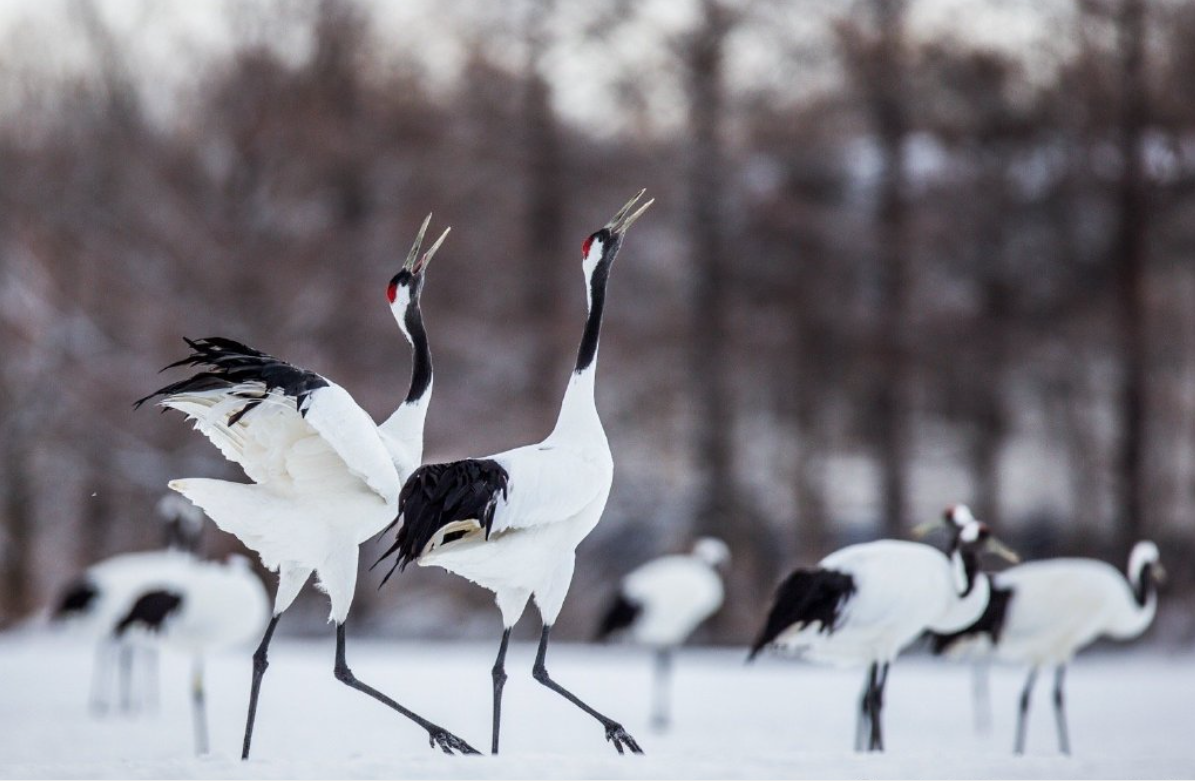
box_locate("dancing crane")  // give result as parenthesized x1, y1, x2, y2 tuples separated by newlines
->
(137, 217, 477, 758)
(375, 191, 653, 756)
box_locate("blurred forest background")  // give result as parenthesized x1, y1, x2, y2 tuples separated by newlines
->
(0, 0, 1193, 644)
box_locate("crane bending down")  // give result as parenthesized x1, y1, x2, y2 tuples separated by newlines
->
(375, 191, 653, 756)
(113, 553, 269, 755)
(137, 217, 478, 757)
(749, 505, 1019, 752)
(595, 537, 729, 731)
(931, 540, 1163, 755)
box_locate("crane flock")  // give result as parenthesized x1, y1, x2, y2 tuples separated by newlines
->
(40, 191, 1163, 763)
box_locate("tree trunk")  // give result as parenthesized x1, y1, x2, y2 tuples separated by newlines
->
(1113, 0, 1150, 554)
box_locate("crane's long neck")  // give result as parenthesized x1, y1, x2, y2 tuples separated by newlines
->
(379, 303, 432, 465)
(549, 263, 608, 441)
(1115, 562, 1159, 638)
(932, 543, 991, 633)
(950, 544, 981, 598)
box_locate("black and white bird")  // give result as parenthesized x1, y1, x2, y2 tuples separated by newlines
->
(749, 504, 1019, 752)
(595, 537, 729, 732)
(137, 217, 478, 758)
(375, 191, 653, 756)
(53, 493, 207, 715)
(930, 540, 1164, 755)
(114, 553, 269, 755)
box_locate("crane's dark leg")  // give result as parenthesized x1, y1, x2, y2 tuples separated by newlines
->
(651, 647, 673, 732)
(241, 613, 280, 760)
(855, 666, 873, 752)
(868, 662, 889, 752)
(333, 622, 479, 755)
(1052, 665, 1070, 755)
(1014, 667, 1038, 755)
(89, 642, 112, 715)
(532, 625, 643, 755)
(192, 657, 209, 755)
(491, 628, 511, 754)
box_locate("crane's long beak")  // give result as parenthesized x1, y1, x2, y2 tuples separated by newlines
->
(1153, 562, 1168, 585)
(984, 536, 1020, 564)
(605, 189, 654, 236)
(911, 521, 941, 539)
(413, 227, 450, 274)
(404, 214, 432, 272)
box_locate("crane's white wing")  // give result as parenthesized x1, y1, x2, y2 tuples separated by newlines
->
(490, 444, 611, 533)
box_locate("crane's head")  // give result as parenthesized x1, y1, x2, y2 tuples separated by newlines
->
(157, 493, 204, 553)
(1129, 540, 1165, 585)
(581, 190, 653, 283)
(692, 537, 731, 568)
(914, 504, 1019, 563)
(387, 214, 449, 338)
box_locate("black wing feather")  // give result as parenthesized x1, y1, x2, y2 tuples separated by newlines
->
(749, 568, 856, 659)
(114, 590, 184, 637)
(594, 592, 642, 642)
(135, 337, 329, 425)
(929, 583, 1014, 655)
(373, 459, 510, 584)
(54, 579, 99, 619)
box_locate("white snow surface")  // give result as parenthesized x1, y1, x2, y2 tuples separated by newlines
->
(0, 632, 1191, 779)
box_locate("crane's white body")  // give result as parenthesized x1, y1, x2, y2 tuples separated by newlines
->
(121, 555, 270, 655)
(59, 550, 196, 640)
(167, 379, 424, 623)
(617, 552, 724, 647)
(418, 368, 612, 626)
(774, 540, 990, 667)
(989, 558, 1156, 665)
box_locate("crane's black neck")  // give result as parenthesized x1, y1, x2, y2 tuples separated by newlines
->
(404, 303, 432, 404)
(1133, 563, 1157, 607)
(952, 543, 981, 598)
(574, 259, 611, 374)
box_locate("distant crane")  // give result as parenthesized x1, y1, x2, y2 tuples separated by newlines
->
(53, 493, 205, 714)
(749, 504, 1018, 752)
(595, 537, 729, 732)
(375, 192, 653, 756)
(137, 217, 477, 758)
(114, 553, 268, 755)
(931, 540, 1164, 755)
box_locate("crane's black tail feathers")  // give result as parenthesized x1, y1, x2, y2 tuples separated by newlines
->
(748, 569, 856, 660)
(929, 584, 1014, 655)
(594, 592, 641, 642)
(134, 337, 328, 425)
(373, 459, 509, 585)
(114, 590, 184, 637)
(54, 579, 99, 619)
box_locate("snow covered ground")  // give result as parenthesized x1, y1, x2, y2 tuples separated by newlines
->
(0, 632, 1191, 779)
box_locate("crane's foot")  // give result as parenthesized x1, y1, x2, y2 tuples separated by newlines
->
(428, 728, 480, 755)
(604, 722, 644, 755)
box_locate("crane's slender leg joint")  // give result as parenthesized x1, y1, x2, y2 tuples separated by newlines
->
(1052, 665, 1070, 756)
(241, 613, 280, 760)
(333, 622, 479, 755)
(1014, 666, 1038, 755)
(651, 647, 673, 732)
(532, 625, 643, 755)
(855, 667, 872, 752)
(870, 661, 889, 752)
(491, 628, 511, 754)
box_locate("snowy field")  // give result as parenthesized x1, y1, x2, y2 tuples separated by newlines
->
(0, 632, 1191, 779)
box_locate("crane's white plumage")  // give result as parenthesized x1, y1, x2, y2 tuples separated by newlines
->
(598, 537, 729, 647)
(750, 504, 1018, 752)
(594, 537, 729, 732)
(140, 217, 476, 758)
(932, 540, 1163, 755)
(376, 192, 653, 756)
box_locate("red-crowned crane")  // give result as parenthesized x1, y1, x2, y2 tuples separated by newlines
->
(595, 537, 729, 732)
(137, 217, 478, 758)
(931, 540, 1164, 755)
(114, 553, 269, 755)
(749, 504, 1018, 752)
(374, 191, 653, 756)
(53, 493, 206, 714)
